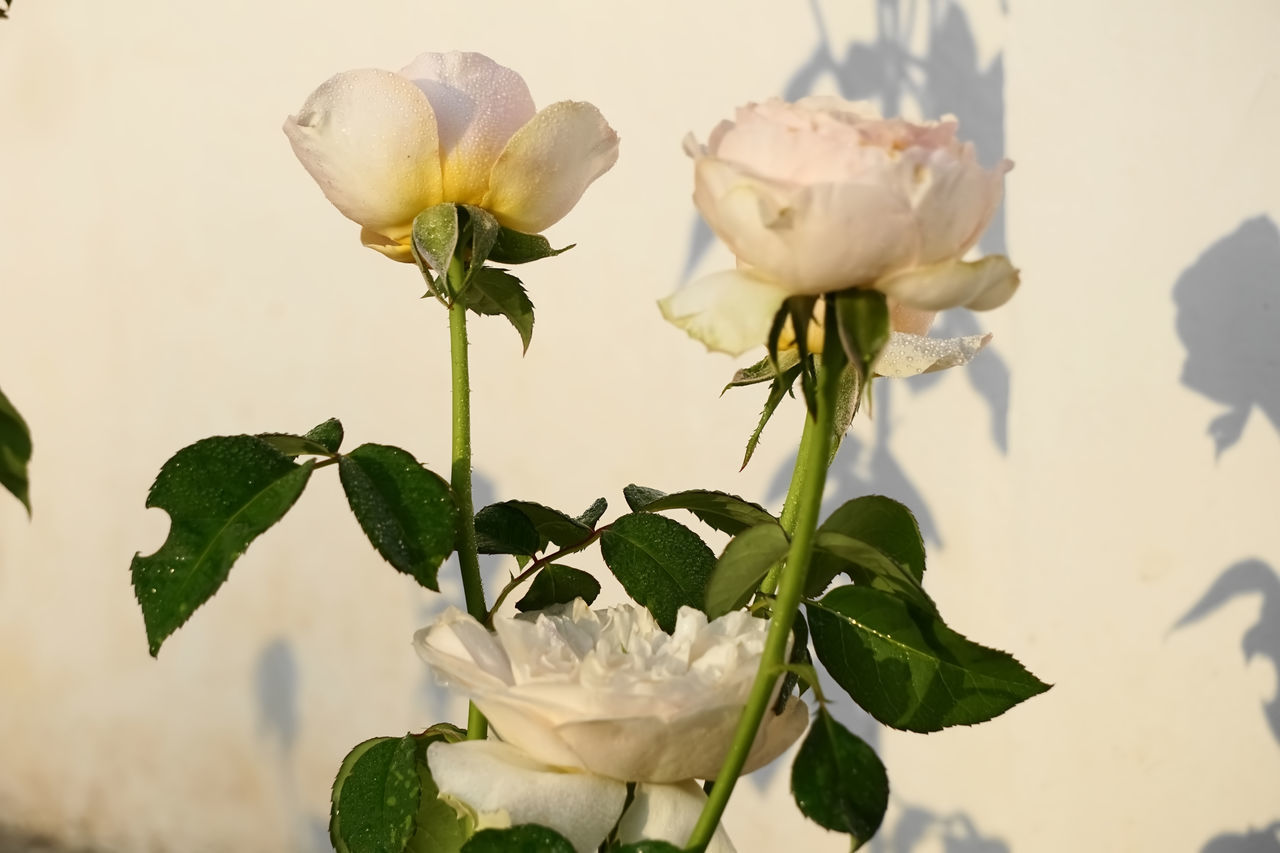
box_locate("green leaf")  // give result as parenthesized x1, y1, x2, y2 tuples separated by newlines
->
(339, 444, 458, 590)
(305, 417, 345, 453)
(330, 735, 422, 853)
(600, 513, 715, 632)
(405, 729, 469, 853)
(474, 503, 540, 556)
(412, 203, 460, 279)
(575, 497, 608, 528)
(807, 495, 926, 597)
(706, 523, 789, 618)
(462, 825, 575, 853)
(515, 564, 601, 612)
(791, 709, 888, 849)
(487, 226, 572, 265)
(502, 501, 593, 550)
(742, 362, 803, 470)
(724, 349, 802, 391)
(631, 488, 777, 536)
(808, 586, 1051, 732)
(809, 531, 933, 611)
(257, 432, 339, 459)
(131, 436, 313, 656)
(622, 484, 666, 511)
(615, 843, 684, 853)
(833, 289, 890, 383)
(0, 385, 32, 513)
(460, 267, 535, 353)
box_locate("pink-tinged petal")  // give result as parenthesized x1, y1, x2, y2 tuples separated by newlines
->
(913, 147, 1011, 263)
(876, 255, 1020, 312)
(482, 101, 620, 233)
(283, 69, 443, 236)
(659, 270, 791, 357)
(875, 331, 993, 378)
(426, 740, 626, 853)
(888, 299, 936, 336)
(617, 781, 736, 853)
(399, 51, 536, 205)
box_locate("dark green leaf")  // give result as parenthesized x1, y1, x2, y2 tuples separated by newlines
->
(808, 586, 1051, 732)
(474, 503, 540, 556)
(600, 513, 715, 632)
(305, 418, 345, 453)
(575, 497, 608, 528)
(462, 825, 575, 853)
(460, 268, 535, 353)
(330, 735, 422, 853)
(339, 443, 457, 590)
(819, 496, 926, 582)
(791, 709, 888, 849)
(615, 843, 684, 853)
(633, 489, 777, 536)
(257, 433, 339, 459)
(809, 530, 933, 611)
(775, 614, 812, 713)
(833, 289, 890, 383)
(131, 435, 313, 656)
(622, 484, 666, 511)
(0, 385, 32, 513)
(516, 564, 601, 612)
(405, 729, 469, 853)
(487, 226, 572, 265)
(724, 349, 801, 391)
(502, 501, 593, 550)
(742, 362, 803, 470)
(706, 523, 789, 618)
(412, 203, 460, 279)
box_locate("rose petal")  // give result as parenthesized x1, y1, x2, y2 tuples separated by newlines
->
(912, 144, 1005, 263)
(426, 740, 627, 853)
(617, 780, 736, 853)
(875, 331, 993, 378)
(876, 255, 1020, 312)
(659, 270, 791, 357)
(482, 101, 620, 233)
(888, 300, 936, 337)
(283, 69, 442, 237)
(414, 607, 515, 691)
(399, 51, 537, 205)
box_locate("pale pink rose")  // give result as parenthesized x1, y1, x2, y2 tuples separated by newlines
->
(661, 97, 1018, 364)
(284, 52, 619, 262)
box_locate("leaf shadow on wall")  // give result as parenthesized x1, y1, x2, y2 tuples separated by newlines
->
(1174, 215, 1280, 457)
(1174, 560, 1280, 852)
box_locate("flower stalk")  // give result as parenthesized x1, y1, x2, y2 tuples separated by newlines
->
(686, 315, 844, 851)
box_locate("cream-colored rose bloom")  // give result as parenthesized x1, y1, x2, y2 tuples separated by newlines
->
(284, 51, 619, 261)
(415, 599, 808, 784)
(661, 97, 1018, 364)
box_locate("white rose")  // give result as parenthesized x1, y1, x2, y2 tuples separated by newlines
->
(415, 599, 807, 783)
(661, 97, 1017, 364)
(284, 51, 619, 261)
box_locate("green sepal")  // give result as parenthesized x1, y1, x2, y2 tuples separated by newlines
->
(0, 385, 32, 513)
(600, 512, 715, 633)
(724, 349, 802, 392)
(786, 296, 820, 416)
(487, 226, 572, 265)
(706, 522, 790, 618)
(575, 496, 608, 528)
(774, 613, 813, 712)
(131, 435, 314, 656)
(258, 417, 343, 459)
(459, 267, 535, 353)
(807, 585, 1051, 732)
(462, 826, 575, 853)
(458, 205, 501, 291)
(833, 288, 890, 387)
(474, 503, 540, 556)
(515, 564, 601, 612)
(623, 486, 777, 536)
(412, 203, 460, 282)
(828, 362, 861, 463)
(791, 708, 888, 849)
(338, 443, 458, 590)
(742, 361, 804, 470)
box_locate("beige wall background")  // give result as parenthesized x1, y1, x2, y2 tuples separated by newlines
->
(2, 1, 1278, 850)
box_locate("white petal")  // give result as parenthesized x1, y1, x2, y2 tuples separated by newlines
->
(482, 101, 620, 233)
(399, 52, 536, 205)
(283, 69, 442, 234)
(427, 740, 627, 853)
(876, 255, 1020, 312)
(414, 607, 515, 692)
(874, 330, 992, 378)
(659, 270, 791, 357)
(617, 780, 736, 853)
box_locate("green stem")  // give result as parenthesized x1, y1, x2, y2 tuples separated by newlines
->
(760, 412, 823, 595)
(685, 335, 842, 851)
(447, 261, 489, 741)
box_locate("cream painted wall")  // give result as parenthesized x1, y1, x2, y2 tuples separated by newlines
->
(1, 1, 1277, 851)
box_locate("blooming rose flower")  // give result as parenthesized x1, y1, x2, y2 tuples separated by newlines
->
(284, 51, 619, 261)
(415, 599, 807, 783)
(661, 96, 1018, 363)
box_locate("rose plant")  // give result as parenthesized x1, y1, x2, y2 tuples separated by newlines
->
(126, 53, 1047, 853)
